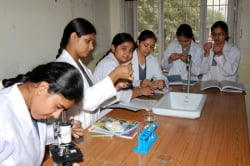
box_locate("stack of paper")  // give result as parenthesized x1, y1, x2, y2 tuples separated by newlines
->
(104, 98, 158, 112)
(88, 117, 139, 139)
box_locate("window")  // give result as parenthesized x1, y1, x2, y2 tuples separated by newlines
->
(127, 0, 240, 60)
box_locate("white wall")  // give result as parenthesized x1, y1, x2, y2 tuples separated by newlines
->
(238, 0, 250, 138)
(0, 0, 114, 79)
(0, 0, 69, 79)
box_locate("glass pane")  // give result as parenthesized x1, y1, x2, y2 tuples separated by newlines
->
(137, 0, 159, 56)
(208, 0, 228, 6)
(206, 0, 228, 41)
(163, 0, 201, 49)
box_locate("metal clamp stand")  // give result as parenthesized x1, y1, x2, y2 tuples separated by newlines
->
(186, 54, 192, 93)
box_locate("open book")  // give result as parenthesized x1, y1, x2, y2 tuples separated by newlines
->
(200, 80, 246, 93)
(88, 117, 139, 139)
(103, 98, 158, 112)
(167, 74, 198, 86)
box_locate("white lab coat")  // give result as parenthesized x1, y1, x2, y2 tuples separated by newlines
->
(161, 40, 203, 81)
(55, 50, 117, 128)
(0, 80, 3, 90)
(94, 52, 132, 103)
(0, 84, 55, 166)
(132, 50, 168, 87)
(200, 42, 240, 82)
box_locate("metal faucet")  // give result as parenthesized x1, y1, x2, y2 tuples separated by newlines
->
(186, 55, 192, 93)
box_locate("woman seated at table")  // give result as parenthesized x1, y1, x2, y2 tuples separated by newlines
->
(55, 18, 134, 129)
(161, 24, 203, 81)
(94, 32, 154, 103)
(0, 62, 84, 165)
(200, 20, 241, 82)
(132, 30, 168, 91)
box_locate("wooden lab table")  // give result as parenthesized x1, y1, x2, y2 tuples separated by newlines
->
(42, 85, 250, 166)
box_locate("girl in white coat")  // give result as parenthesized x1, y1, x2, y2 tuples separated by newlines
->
(132, 30, 167, 91)
(0, 62, 84, 166)
(55, 18, 133, 128)
(94, 33, 154, 103)
(200, 21, 240, 82)
(161, 24, 203, 81)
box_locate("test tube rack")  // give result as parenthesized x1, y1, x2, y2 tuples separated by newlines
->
(134, 123, 158, 154)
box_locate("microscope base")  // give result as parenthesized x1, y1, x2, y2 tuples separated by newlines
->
(50, 143, 83, 165)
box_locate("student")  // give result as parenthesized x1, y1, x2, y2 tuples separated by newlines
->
(161, 24, 203, 81)
(200, 21, 240, 82)
(94, 33, 154, 103)
(55, 18, 133, 128)
(0, 62, 84, 165)
(132, 30, 167, 90)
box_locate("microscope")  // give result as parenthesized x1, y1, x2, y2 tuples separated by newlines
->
(50, 111, 83, 166)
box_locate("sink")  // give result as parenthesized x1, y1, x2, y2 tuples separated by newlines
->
(152, 92, 207, 119)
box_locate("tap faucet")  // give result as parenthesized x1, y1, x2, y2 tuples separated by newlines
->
(186, 55, 192, 93)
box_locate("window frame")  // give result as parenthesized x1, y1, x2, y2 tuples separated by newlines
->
(122, 0, 241, 60)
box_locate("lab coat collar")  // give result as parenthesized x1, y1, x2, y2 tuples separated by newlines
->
(107, 52, 120, 65)
(61, 49, 79, 69)
(60, 49, 92, 81)
(9, 84, 36, 137)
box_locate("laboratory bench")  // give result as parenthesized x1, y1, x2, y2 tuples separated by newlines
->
(42, 84, 250, 166)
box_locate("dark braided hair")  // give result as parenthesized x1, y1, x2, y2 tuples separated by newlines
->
(3, 62, 83, 102)
(56, 18, 96, 58)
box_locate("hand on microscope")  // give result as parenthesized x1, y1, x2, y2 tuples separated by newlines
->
(69, 117, 84, 139)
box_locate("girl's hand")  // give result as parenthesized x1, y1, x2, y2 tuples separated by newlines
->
(70, 117, 84, 139)
(179, 53, 187, 62)
(115, 80, 131, 90)
(141, 86, 155, 96)
(213, 45, 223, 56)
(168, 53, 181, 63)
(152, 80, 165, 90)
(109, 61, 134, 84)
(140, 79, 152, 87)
(203, 42, 212, 57)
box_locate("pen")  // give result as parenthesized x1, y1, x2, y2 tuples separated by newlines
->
(91, 134, 114, 137)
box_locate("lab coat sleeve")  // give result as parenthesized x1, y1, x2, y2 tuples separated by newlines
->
(83, 76, 117, 111)
(94, 65, 115, 82)
(132, 80, 141, 87)
(200, 56, 210, 74)
(0, 141, 14, 163)
(215, 45, 240, 76)
(190, 44, 203, 76)
(150, 56, 168, 83)
(94, 53, 127, 103)
(117, 89, 133, 103)
(93, 55, 117, 83)
(0, 128, 14, 163)
(161, 41, 177, 70)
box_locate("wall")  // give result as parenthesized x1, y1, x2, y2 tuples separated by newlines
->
(0, 0, 68, 79)
(110, 0, 122, 41)
(74, 0, 113, 70)
(0, 0, 113, 79)
(238, 0, 250, 138)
